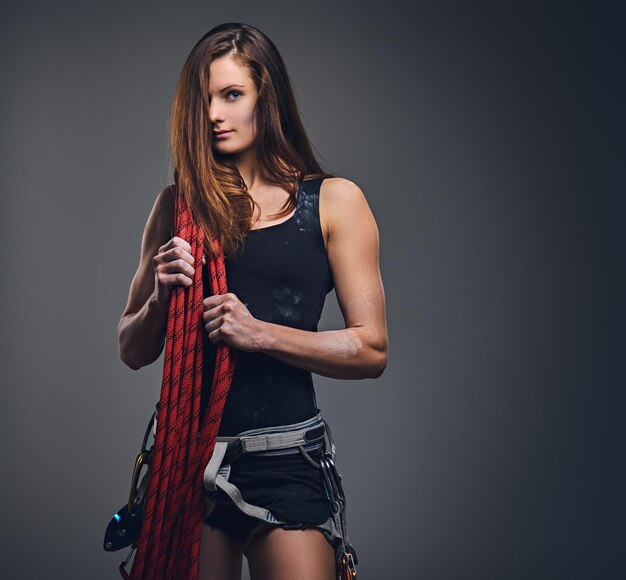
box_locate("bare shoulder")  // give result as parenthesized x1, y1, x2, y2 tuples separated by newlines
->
(319, 177, 376, 244)
(154, 184, 176, 229)
(320, 176, 366, 202)
(144, 184, 176, 247)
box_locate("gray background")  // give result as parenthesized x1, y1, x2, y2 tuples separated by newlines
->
(1, 1, 623, 579)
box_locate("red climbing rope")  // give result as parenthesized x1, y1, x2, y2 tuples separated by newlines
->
(128, 189, 236, 579)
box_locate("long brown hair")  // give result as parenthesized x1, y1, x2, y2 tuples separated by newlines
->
(169, 22, 335, 259)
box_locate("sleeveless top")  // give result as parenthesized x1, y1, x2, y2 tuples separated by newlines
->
(200, 176, 334, 436)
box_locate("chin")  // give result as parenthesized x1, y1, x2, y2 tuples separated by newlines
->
(220, 145, 255, 158)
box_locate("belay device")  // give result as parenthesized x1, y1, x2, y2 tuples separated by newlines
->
(103, 404, 157, 576)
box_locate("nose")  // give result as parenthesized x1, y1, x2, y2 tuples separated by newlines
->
(208, 98, 225, 126)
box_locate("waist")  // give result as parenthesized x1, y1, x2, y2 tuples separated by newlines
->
(217, 410, 326, 462)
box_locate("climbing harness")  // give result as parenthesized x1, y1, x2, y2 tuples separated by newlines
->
(202, 412, 359, 580)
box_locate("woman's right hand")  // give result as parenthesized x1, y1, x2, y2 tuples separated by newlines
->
(152, 236, 196, 308)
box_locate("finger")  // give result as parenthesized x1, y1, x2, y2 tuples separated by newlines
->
(158, 271, 194, 287)
(162, 258, 195, 277)
(171, 236, 192, 253)
(208, 327, 223, 344)
(203, 304, 224, 324)
(221, 293, 238, 312)
(202, 294, 228, 309)
(164, 245, 195, 266)
(204, 315, 221, 334)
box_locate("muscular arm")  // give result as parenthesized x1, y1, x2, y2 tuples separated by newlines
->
(256, 178, 388, 379)
(118, 186, 175, 370)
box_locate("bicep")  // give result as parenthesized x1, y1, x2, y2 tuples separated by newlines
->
(325, 180, 387, 343)
(120, 186, 175, 319)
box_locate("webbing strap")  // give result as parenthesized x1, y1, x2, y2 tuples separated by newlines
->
(224, 414, 325, 454)
(202, 441, 229, 492)
(202, 441, 285, 523)
(240, 432, 308, 452)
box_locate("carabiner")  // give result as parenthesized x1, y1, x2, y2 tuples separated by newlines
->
(321, 456, 344, 514)
(320, 457, 340, 513)
(340, 550, 357, 579)
(127, 449, 151, 514)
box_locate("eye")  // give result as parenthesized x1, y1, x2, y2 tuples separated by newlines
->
(226, 90, 242, 100)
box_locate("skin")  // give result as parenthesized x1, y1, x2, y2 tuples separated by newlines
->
(118, 53, 388, 579)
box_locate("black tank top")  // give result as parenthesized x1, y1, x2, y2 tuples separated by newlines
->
(200, 176, 334, 436)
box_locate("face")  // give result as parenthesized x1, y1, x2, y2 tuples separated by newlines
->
(208, 54, 259, 156)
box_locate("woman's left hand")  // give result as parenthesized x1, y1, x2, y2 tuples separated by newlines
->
(202, 293, 265, 352)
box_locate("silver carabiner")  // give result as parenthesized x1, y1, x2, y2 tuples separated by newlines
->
(320, 456, 343, 514)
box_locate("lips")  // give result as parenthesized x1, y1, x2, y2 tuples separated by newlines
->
(213, 130, 232, 135)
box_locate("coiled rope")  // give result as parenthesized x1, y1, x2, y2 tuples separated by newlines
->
(128, 189, 236, 579)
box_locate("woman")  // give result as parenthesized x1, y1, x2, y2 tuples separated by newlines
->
(118, 23, 388, 580)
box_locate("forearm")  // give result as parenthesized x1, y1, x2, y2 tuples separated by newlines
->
(256, 322, 387, 380)
(118, 294, 168, 370)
